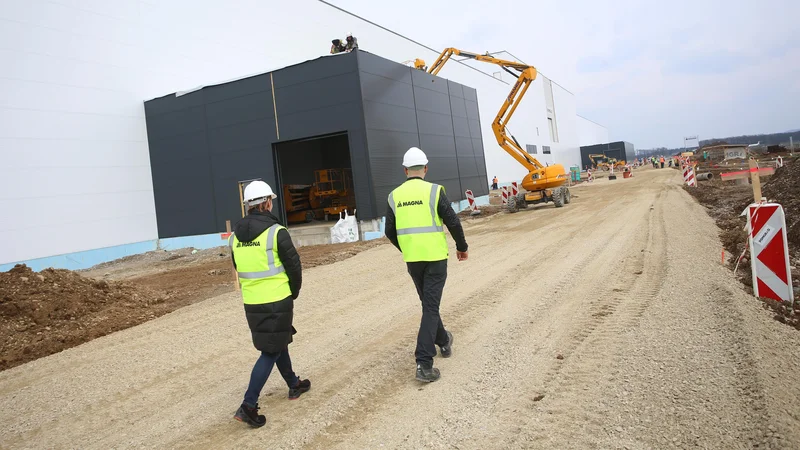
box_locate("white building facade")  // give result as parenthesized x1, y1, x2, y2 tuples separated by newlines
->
(0, 0, 606, 268)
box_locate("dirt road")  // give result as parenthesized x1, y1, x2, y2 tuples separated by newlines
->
(2, 168, 799, 449)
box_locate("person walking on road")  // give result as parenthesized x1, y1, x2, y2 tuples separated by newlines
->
(385, 147, 469, 383)
(230, 180, 311, 428)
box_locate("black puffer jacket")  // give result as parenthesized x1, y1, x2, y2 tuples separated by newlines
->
(231, 210, 302, 353)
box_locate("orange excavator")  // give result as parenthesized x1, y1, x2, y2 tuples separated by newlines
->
(418, 48, 570, 212)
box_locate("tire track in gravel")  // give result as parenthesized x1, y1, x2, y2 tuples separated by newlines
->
(307, 177, 666, 449)
(485, 184, 669, 448)
(194, 196, 629, 449)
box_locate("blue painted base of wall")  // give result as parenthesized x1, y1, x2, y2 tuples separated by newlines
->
(2, 194, 493, 273)
(0, 233, 227, 273)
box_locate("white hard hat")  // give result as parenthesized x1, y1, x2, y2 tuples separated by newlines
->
(243, 180, 276, 207)
(402, 147, 428, 167)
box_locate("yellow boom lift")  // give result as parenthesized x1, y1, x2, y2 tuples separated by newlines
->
(421, 48, 570, 212)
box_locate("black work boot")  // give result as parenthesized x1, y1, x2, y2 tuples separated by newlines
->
(416, 364, 441, 383)
(440, 331, 454, 358)
(234, 404, 266, 428)
(288, 379, 311, 400)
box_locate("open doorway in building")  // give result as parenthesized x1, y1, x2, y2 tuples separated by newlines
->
(273, 132, 355, 228)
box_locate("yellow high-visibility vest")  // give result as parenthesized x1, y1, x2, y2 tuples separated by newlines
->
(388, 179, 448, 262)
(229, 224, 291, 304)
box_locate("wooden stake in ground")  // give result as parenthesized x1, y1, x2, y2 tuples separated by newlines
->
(749, 158, 763, 203)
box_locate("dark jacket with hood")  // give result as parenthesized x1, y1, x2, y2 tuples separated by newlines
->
(231, 209, 302, 353)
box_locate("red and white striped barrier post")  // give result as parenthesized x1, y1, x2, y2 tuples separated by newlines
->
(501, 186, 509, 206)
(684, 165, 696, 187)
(776, 156, 784, 168)
(465, 189, 480, 214)
(745, 203, 794, 306)
(587, 169, 594, 182)
(511, 181, 519, 197)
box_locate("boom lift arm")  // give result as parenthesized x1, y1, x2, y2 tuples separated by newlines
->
(426, 48, 544, 174)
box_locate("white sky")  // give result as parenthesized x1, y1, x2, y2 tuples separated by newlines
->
(332, 0, 800, 148)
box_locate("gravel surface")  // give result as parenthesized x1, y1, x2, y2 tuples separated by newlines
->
(1, 167, 799, 449)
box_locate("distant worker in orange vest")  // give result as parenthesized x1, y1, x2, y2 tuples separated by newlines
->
(491, 176, 498, 190)
(660, 156, 665, 169)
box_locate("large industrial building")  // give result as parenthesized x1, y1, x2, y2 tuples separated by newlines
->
(0, 1, 609, 271)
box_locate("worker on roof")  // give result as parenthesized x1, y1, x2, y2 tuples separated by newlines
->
(330, 38, 346, 54)
(385, 147, 469, 383)
(344, 32, 358, 52)
(230, 180, 310, 428)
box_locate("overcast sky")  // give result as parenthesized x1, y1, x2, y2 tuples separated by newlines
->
(332, 0, 799, 148)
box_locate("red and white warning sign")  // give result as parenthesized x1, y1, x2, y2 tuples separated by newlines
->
(745, 203, 794, 304)
(683, 166, 696, 187)
(511, 181, 519, 197)
(587, 169, 594, 182)
(465, 189, 480, 213)
(501, 186, 509, 205)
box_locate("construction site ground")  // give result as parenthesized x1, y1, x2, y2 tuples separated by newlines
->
(2, 167, 800, 449)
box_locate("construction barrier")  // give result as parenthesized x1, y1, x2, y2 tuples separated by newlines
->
(465, 189, 480, 213)
(511, 181, 519, 197)
(745, 203, 794, 305)
(683, 166, 696, 187)
(776, 156, 784, 168)
(586, 169, 594, 182)
(501, 186, 509, 205)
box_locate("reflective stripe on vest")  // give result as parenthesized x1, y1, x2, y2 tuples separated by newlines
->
(230, 224, 291, 305)
(388, 180, 448, 262)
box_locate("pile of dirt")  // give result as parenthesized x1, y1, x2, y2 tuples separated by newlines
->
(763, 161, 800, 249)
(458, 205, 504, 219)
(0, 265, 166, 371)
(686, 161, 800, 329)
(2, 239, 389, 370)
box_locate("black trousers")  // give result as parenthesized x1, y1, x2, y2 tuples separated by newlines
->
(407, 259, 449, 366)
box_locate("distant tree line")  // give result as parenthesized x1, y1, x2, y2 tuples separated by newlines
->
(637, 129, 800, 157)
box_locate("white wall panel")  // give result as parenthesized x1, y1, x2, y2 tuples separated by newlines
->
(578, 115, 610, 147)
(0, 0, 603, 264)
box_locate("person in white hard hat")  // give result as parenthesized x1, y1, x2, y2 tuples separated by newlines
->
(344, 32, 358, 52)
(385, 147, 469, 382)
(230, 180, 310, 428)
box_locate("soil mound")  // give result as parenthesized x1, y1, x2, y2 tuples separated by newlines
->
(763, 161, 800, 249)
(0, 265, 163, 370)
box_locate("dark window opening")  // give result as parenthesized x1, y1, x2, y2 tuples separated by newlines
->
(273, 132, 355, 227)
(543, 146, 551, 154)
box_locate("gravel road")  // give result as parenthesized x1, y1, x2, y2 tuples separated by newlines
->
(2, 167, 799, 449)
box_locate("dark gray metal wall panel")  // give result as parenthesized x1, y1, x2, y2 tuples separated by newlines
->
(277, 103, 363, 143)
(362, 129, 420, 155)
(207, 119, 277, 155)
(274, 72, 360, 116)
(410, 69, 449, 95)
(359, 72, 415, 108)
(417, 110, 453, 139)
(425, 155, 460, 180)
(150, 157, 216, 237)
(362, 101, 418, 134)
(419, 133, 456, 159)
(413, 86, 452, 116)
(145, 105, 207, 141)
(144, 90, 205, 116)
(271, 52, 358, 88)
(357, 51, 413, 84)
(447, 80, 465, 99)
(146, 131, 208, 164)
(452, 117, 471, 140)
(347, 130, 375, 219)
(463, 86, 478, 103)
(202, 74, 271, 103)
(204, 90, 275, 129)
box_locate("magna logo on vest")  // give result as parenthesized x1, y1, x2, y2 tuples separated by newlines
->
(397, 200, 423, 208)
(236, 241, 261, 248)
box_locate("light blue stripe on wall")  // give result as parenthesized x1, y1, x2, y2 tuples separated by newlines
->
(1, 194, 492, 273)
(0, 233, 226, 273)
